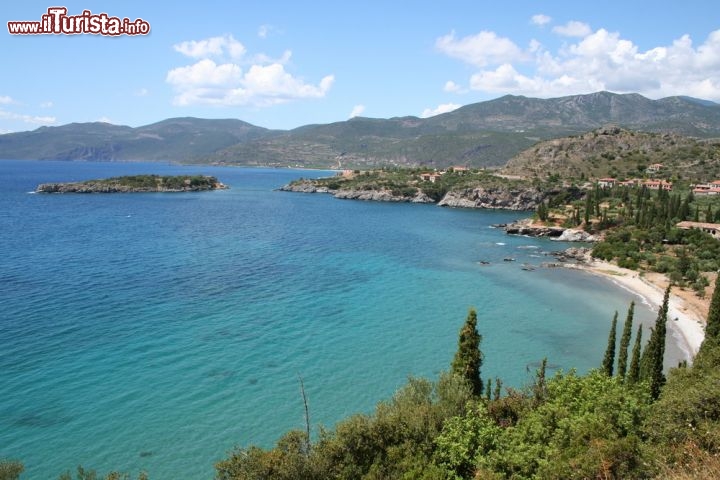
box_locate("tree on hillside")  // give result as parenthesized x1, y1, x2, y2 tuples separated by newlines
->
(602, 312, 618, 376)
(452, 308, 484, 396)
(698, 275, 720, 361)
(627, 325, 643, 384)
(617, 302, 635, 379)
(640, 286, 670, 400)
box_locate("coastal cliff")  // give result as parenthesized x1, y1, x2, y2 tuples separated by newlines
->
(279, 179, 434, 203)
(36, 174, 228, 193)
(280, 176, 546, 210)
(437, 186, 545, 210)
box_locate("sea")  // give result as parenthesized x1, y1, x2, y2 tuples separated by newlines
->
(0, 160, 690, 479)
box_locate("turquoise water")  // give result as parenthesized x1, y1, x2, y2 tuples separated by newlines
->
(0, 161, 678, 478)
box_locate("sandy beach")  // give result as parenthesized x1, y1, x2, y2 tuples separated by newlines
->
(566, 254, 710, 361)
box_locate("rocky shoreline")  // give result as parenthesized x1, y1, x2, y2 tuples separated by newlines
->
(500, 218, 598, 242)
(281, 179, 598, 242)
(437, 186, 545, 210)
(278, 179, 434, 203)
(280, 179, 545, 210)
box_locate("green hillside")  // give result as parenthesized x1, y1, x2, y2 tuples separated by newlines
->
(2, 92, 719, 168)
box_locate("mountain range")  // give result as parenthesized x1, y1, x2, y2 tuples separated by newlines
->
(1, 91, 718, 168)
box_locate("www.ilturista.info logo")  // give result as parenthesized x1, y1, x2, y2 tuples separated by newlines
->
(8, 7, 150, 36)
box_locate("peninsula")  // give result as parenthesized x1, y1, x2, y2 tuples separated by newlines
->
(36, 174, 228, 193)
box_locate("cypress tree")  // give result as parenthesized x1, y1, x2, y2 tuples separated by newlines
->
(602, 312, 618, 376)
(584, 194, 592, 225)
(705, 275, 720, 341)
(639, 327, 654, 381)
(699, 275, 720, 359)
(627, 325, 643, 384)
(493, 377, 502, 401)
(617, 301, 635, 379)
(451, 308, 483, 396)
(534, 358, 548, 402)
(646, 286, 670, 400)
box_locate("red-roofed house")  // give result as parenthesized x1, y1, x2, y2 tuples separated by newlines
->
(677, 221, 720, 239)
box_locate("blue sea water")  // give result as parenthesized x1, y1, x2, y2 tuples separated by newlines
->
(0, 160, 686, 479)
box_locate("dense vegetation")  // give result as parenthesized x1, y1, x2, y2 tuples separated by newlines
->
(36, 174, 225, 193)
(92, 174, 221, 190)
(291, 167, 551, 202)
(559, 185, 720, 296)
(206, 283, 720, 480)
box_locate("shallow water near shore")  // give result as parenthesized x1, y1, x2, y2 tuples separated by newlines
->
(0, 160, 685, 479)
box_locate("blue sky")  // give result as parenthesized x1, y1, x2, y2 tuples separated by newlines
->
(1, 1, 719, 133)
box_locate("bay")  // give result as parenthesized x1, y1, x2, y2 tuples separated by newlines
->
(0, 160, 680, 479)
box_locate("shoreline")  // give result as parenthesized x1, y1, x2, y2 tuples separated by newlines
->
(564, 255, 707, 361)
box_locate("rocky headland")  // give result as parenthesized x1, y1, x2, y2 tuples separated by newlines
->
(280, 178, 544, 209)
(279, 179, 434, 203)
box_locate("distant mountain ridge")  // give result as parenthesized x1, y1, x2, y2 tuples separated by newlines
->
(1, 92, 719, 168)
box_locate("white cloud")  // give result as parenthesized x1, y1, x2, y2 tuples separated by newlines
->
(435, 30, 525, 67)
(173, 34, 246, 60)
(167, 60, 334, 107)
(552, 21, 592, 38)
(349, 104, 365, 118)
(443, 80, 466, 93)
(531, 14, 552, 26)
(97, 116, 113, 124)
(0, 96, 14, 104)
(420, 103, 461, 118)
(168, 35, 334, 108)
(39, 101, 53, 108)
(0, 109, 56, 125)
(167, 59, 243, 88)
(258, 24, 280, 39)
(134, 88, 149, 97)
(438, 25, 720, 102)
(251, 49, 292, 66)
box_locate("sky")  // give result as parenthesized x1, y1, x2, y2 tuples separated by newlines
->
(1, 1, 719, 133)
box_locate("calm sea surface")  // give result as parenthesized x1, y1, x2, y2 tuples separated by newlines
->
(0, 160, 686, 479)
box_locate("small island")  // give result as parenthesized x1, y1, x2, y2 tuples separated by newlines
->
(36, 174, 228, 193)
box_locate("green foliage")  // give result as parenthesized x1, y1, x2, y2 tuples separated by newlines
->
(57, 466, 148, 480)
(481, 370, 652, 479)
(602, 311, 618, 376)
(703, 275, 720, 344)
(451, 308, 483, 396)
(588, 187, 720, 283)
(216, 373, 473, 480)
(645, 339, 720, 467)
(0, 460, 23, 480)
(215, 430, 324, 480)
(627, 325, 643, 385)
(71, 174, 221, 191)
(617, 302, 635, 379)
(536, 201, 549, 221)
(433, 403, 502, 479)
